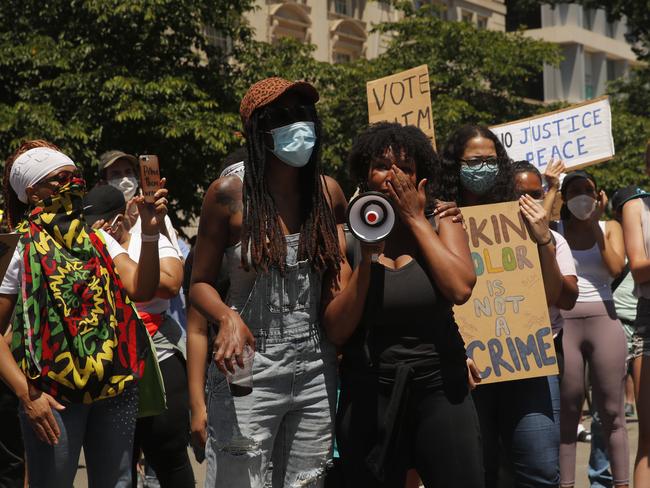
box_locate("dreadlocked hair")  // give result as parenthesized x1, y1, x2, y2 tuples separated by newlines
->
(348, 122, 441, 214)
(441, 124, 516, 205)
(3, 139, 61, 230)
(240, 109, 341, 275)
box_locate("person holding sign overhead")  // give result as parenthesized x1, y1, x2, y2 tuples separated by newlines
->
(444, 125, 572, 488)
(553, 170, 629, 488)
(323, 122, 483, 487)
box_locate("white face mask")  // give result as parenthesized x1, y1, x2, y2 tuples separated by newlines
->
(567, 195, 596, 220)
(108, 176, 138, 200)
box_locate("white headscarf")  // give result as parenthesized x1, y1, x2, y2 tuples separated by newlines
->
(10, 148, 76, 203)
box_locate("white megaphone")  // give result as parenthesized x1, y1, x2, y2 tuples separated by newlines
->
(346, 191, 396, 243)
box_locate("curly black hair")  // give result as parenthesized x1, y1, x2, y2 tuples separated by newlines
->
(347, 122, 442, 213)
(441, 124, 516, 205)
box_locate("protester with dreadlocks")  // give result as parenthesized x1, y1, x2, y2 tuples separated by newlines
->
(0, 140, 168, 487)
(189, 77, 346, 487)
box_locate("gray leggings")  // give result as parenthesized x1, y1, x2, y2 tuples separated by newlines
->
(559, 301, 629, 486)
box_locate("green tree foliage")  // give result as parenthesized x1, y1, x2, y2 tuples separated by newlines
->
(0, 0, 254, 224)
(239, 4, 560, 194)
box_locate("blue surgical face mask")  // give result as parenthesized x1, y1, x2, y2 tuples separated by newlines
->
(460, 163, 499, 195)
(268, 121, 316, 168)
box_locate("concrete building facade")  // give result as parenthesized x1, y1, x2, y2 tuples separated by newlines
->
(245, 0, 507, 64)
(510, 3, 637, 103)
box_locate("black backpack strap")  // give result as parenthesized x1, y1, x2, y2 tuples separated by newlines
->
(611, 262, 630, 293)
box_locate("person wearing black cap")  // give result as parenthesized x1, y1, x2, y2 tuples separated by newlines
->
(620, 147, 650, 486)
(189, 78, 347, 487)
(553, 170, 629, 488)
(84, 185, 193, 488)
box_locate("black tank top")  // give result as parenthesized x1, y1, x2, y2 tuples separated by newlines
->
(342, 248, 467, 389)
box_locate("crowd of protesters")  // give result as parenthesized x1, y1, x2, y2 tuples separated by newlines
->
(0, 76, 648, 488)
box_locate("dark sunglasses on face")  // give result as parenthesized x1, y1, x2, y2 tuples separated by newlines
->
(460, 156, 499, 168)
(258, 104, 317, 129)
(39, 170, 82, 186)
(516, 190, 545, 200)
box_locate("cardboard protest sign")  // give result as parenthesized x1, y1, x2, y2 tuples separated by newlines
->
(454, 201, 558, 384)
(367, 65, 436, 148)
(490, 96, 614, 171)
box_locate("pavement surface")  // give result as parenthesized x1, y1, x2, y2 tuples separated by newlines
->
(74, 411, 639, 488)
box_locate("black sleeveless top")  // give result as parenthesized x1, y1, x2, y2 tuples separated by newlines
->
(341, 245, 468, 390)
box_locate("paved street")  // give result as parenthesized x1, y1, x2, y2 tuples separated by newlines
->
(74, 411, 639, 487)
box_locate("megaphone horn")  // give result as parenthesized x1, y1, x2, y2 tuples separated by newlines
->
(346, 191, 395, 243)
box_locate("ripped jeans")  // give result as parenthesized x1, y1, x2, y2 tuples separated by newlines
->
(204, 325, 337, 488)
(204, 250, 337, 488)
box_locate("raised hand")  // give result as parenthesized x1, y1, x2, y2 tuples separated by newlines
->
(135, 177, 168, 235)
(519, 194, 552, 245)
(386, 164, 427, 227)
(544, 159, 566, 191)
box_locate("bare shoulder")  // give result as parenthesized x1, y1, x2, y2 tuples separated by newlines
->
(321, 175, 347, 223)
(205, 175, 243, 215)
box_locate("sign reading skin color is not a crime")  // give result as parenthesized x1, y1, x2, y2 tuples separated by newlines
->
(453, 201, 558, 384)
(366, 65, 436, 149)
(490, 96, 614, 171)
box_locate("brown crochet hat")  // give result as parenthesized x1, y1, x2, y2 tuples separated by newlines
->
(239, 77, 319, 128)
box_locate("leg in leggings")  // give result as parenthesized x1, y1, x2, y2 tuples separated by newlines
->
(633, 296, 650, 487)
(472, 384, 501, 488)
(560, 309, 588, 486)
(136, 354, 194, 488)
(560, 302, 629, 487)
(584, 305, 628, 486)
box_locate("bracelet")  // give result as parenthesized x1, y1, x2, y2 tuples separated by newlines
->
(140, 233, 160, 242)
(537, 235, 553, 247)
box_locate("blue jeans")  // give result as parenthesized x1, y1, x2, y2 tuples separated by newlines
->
(19, 386, 138, 488)
(589, 411, 613, 488)
(473, 375, 560, 487)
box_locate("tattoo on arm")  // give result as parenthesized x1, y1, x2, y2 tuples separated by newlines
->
(215, 190, 243, 215)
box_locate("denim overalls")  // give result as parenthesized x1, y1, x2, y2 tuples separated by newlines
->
(205, 234, 337, 488)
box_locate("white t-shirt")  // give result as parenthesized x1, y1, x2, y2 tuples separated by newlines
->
(0, 230, 126, 295)
(130, 214, 183, 260)
(548, 230, 577, 334)
(127, 234, 180, 314)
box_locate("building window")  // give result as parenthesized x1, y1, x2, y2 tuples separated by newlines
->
(582, 8, 595, 31)
(461, 10, 474, 24)
(270, 4, 311, 43)
(333, 52, 352, 63)
(607, 59, 616, 81)
(335, 0, 352, 16)
(477, 15, 488, 29)
(584, 52, 594, 99)
(606, 19, 616, 38)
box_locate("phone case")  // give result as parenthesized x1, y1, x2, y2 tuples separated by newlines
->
(139, 155, 160, 203)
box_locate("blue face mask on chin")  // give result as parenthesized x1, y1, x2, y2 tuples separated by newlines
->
(460, 163, 500, 196)
(268, 121, 316, 168)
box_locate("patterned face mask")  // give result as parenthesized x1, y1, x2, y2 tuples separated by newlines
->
(11, 179, 147, 403)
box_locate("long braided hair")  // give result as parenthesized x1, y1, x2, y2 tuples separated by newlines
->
(240, 103, 341, 274)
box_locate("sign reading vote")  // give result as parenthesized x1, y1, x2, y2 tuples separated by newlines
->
(366, 65, 436, 148)
(454, 201, 558, 384)
(490, 96, 614, 170)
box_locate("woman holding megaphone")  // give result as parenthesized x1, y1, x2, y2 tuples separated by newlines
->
(322, 122, 484, 487)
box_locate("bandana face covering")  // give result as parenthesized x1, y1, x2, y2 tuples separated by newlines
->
(11, 178, 147, 403)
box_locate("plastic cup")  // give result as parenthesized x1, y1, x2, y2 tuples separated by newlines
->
(226, 345, 255, 396)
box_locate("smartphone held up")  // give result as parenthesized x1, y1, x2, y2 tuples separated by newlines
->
(139, 155, 161, 203)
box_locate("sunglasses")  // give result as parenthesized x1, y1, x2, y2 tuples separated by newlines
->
(258, 104, 317, 129)
(516, 190, 545, 200)
(39, 170, 82, 186)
